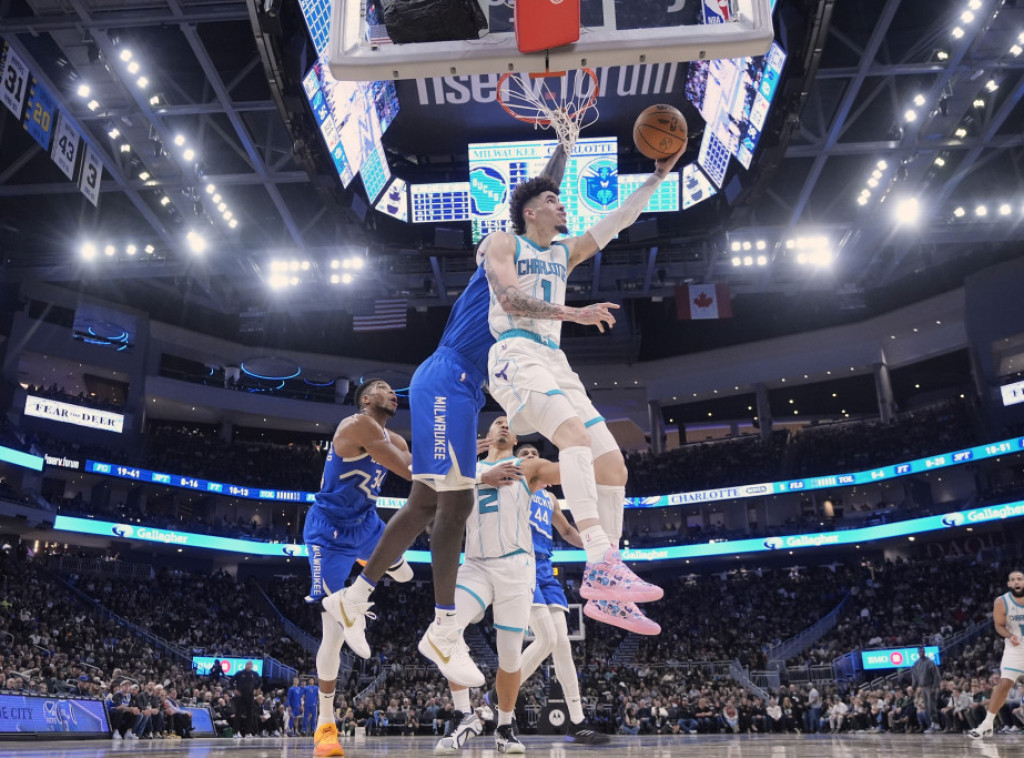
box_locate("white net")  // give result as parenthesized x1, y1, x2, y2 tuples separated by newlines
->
(497, 69, 599, 156)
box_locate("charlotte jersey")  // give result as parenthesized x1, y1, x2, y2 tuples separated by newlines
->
(439, 263, 493, 384)
(488, 236, 569, 348)
(1002, 592, 1024, 647)
(529, 490, 556, 560)
(466, 457, 534, 560)
(312, 427, 389, 525)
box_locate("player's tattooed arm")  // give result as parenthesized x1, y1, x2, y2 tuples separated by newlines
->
(482, 233, 619, 332)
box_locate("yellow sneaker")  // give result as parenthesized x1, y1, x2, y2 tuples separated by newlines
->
(313, 723, 344, 757)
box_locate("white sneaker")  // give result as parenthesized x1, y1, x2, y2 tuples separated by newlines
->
(968, 724, 993, 739)
(233, 733, 243, 741)
(418, 624, 485, 687)
(494, 721, 525, 754)
(111, 732, 122, 741)
(125, 733, 139, 740)
(386, 558, 414, 582)
(323, 586, 376, 659)
(434, 710, 483, 754)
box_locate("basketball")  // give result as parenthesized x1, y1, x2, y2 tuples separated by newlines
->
(633, 104, 688, 160)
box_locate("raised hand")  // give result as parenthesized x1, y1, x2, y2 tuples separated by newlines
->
(572, 302, 620, 333)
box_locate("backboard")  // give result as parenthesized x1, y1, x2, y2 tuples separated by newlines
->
(328, 0, 774, 81)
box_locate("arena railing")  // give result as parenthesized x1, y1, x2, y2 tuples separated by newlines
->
(765, 592, 852, 664)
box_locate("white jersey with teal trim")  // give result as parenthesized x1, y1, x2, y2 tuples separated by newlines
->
(488, 235, 569, 348)
(465, 457, 534, 560)
(1003, 592, 1024, 646)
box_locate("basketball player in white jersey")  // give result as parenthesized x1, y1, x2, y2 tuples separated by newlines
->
(480, 146, 685, 632)
(969, 569, 1024, 738)
(434, 417, 559, 755)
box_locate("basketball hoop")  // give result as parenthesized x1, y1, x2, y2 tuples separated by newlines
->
(496, 69, 599, 156)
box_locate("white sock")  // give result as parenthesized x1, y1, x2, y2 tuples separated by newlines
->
(435, 605, 459, 627)
(452, 688, 471, 713)
(596, 484, 625, 547)
(347, 574, 375, 603)
(498, 709, 514, 727)
(558, 446, 600, 523)
(982, 711, 995, 727)
(581, 526, 612, 564)
(317, 691, 335, 728)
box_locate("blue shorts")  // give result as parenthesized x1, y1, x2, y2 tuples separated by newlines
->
(303, 505, 385, 600)
(410, 347, 485, 491)
(532, 555, 568, 609)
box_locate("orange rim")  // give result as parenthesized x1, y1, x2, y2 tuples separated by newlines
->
(497, 68, 599, 127)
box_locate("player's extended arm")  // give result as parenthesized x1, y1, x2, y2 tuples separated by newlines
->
(552, 499, 583, 548)
(345, 416, 413, 480)
(568, 146, 688, 271)
(539, 143, 568, 186)
(482, 232, 619, 333)
(522, 458, 561, 492)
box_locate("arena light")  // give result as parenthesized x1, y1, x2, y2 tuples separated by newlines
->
(174, 134, 185, 147)
(126, 244, 137, 256)
(144, 244, 155, 254)
(951, 27, 964, 40)
(119, 49, 132, 62)
(756, 255, 768, 266)
(186, 231, 207, 254)
(87, 100, 100, 111)
(330, 259, 340, 269)
(985, 79, 998, 93)
(1011, 44, 1023, 57)
(755, 240, 766, 251)
(104, 244, 116, 257)
(228, 219, 238, 229)
(138, 171, 151, 182)
(107, 127, 120, 139)
(912, 94, 926, 107)
(119, 144, 131, 153)
(206, 184, 216, 194)
(960, 10, 974, 23)
(743, 255, 753, 266)
(136, 77, 149, 89)
(857, 195, 869, 206)
(183, 148, 195, 162)
(81, 242, 97, 260)
(341, 273, 354, 284)
(76, 83, 91, 97)
(212, 194, 222, 204)
(903, 109, 917, 122)
(973, 98, 985, 109)
(127, 61, 140, 75)
(894, 197, 919, 225)
(933, 156, 945, 167)
(953, 206, 966, 218)
(731, 256, 742, 267)
(975, 205, 988, 217)
(967, 0, 981, 9)
(876, 160, 888, 170)
(730, 241, 742, 252)
(999, 204, 1012, 216)
(159, 196, 170, 206)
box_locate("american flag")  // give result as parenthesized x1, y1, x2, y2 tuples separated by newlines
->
(353, 298, 408, 332)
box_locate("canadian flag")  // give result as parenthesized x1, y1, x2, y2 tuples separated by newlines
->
(675, 284, 732, 320)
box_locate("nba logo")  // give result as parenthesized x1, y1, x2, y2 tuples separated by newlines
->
(702, 0, 731, 23)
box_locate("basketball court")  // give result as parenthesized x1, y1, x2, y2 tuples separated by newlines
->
(0, 733, 1016, 757)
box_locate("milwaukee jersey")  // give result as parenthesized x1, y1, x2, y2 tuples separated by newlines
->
(1002, 592, 1024, 646)
(465, 457, 534, 560)
(312, 427, 389, 525)
(529, 489, 556, 559)
(488, 236, 569, 348)
(438, 263, 493, 385)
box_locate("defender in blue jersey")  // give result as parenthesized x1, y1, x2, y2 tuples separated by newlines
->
(309, 378, 412, 757)
(333, 145, 614, 690)
(512, 444, 610, 744)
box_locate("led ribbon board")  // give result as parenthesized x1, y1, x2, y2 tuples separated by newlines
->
(861, 646, 940, 670)
(0, 693, 110, 734)
(51, 500, 1024, 564)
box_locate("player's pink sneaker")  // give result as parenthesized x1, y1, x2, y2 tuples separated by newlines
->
(584, 600, 661, 635)
(579, 547, 663, 602)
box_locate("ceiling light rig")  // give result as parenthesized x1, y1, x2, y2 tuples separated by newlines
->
(79, 240, 164, 262)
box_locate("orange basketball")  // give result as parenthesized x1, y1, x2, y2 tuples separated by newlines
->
(633, 104, 688, 160)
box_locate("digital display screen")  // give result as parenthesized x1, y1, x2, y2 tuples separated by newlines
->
(375, 178, 409, 222)
(0, 694, 110, 734)
(297, 0, 332, 57)
(467, 137, 617, 243)
(689, 41, 787, 186)
(862, 646, 940, 670)
(617, 172, 680, 213)
(410, 182, 471, 223)
(360, 141, 391, 203)
(0, 443, 44, 471)
(681, 163, 718, 209)
(192, 656, 264, 677)
(183, 706, 215, 736)
(301, 61, 399, 191)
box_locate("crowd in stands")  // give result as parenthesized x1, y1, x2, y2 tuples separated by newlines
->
(5, 538, 1024, 739)
(23, 383, 124, 411)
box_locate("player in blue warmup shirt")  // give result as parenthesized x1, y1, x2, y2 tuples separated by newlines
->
(302, 678, 319, 736)
(305, 378, 412, 757)
(287, 676, 304, 736)
(329, 145, 622, 690)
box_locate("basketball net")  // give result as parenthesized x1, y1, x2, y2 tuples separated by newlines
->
(496, 69, 599, 156)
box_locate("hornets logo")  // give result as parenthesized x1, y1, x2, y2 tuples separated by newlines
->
(470, 165, 508, 217)
(578, 159, 618, 214)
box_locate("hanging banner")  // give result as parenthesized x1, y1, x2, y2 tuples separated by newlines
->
(0, 42, 29, 118)
(50, 111, 81, 180)
(23, 75, 57, 150)
(79, 143, 102, 206)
